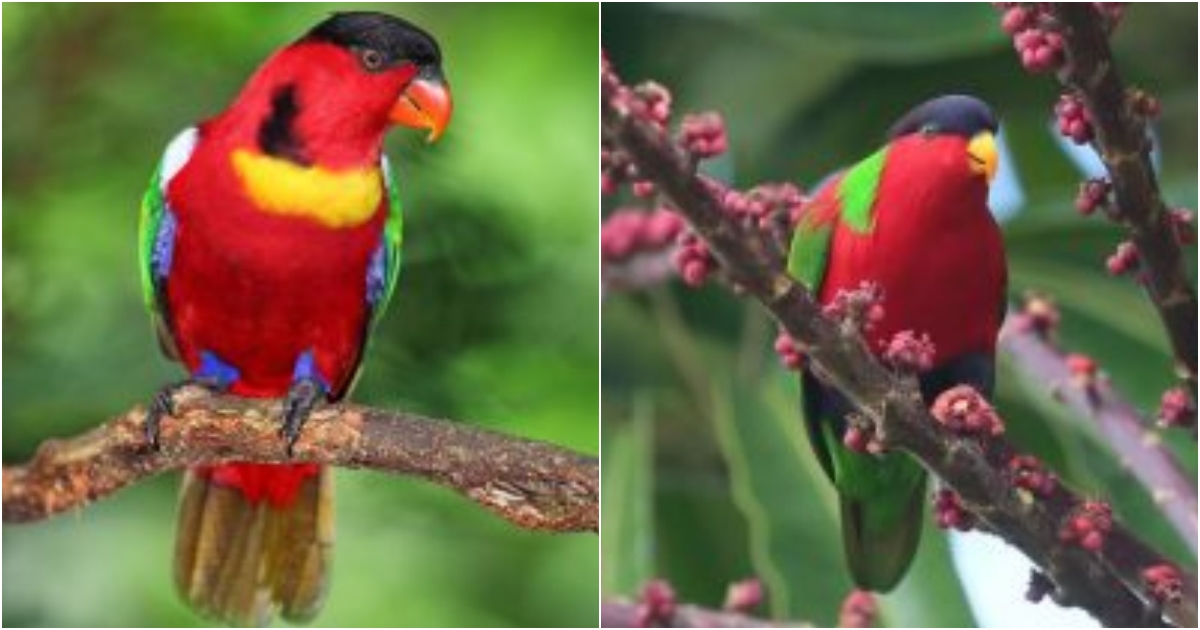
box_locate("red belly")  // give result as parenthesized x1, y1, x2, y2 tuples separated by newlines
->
(165, 150, 383, 398)
(819, 197, 1005, 364)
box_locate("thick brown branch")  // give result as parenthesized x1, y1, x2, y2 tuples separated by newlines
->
(1050, 4, 1198, 393)
(2, 387, 598, 533)
(603, 81, 1196, 627)
(1000, 319, 1198, 552)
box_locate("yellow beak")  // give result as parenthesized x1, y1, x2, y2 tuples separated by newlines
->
(967, 131, 998, 183)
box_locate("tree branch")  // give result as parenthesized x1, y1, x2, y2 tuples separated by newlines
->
(1049, 3, 1198, 393)
(2, 386, 598, 533)
(603, 72, 1195, 626)
(1000, 316, 1197, 552)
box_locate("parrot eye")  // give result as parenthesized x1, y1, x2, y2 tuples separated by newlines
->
(358, 48, 385, 71)
(920, 123, 939, 137)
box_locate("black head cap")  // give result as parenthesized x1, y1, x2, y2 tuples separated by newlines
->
(887, 94, 998, 140)
(307, 12, 441, 71)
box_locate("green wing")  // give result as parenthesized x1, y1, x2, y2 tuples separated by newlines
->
(373, 155, 404, 324)
(139, 128, 197, 360)
(786, 145, 887, 294)
(787, 145, 925, 592)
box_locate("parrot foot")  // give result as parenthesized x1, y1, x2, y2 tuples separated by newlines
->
(144, 352, 241, 449)
(144, 380, 189, 449)
(281, 377, 325, 457)
(143, 378, 227, 449)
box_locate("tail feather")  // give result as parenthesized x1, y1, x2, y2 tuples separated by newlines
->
(840, 474, 926, 592)
(174, 464, 333, 626)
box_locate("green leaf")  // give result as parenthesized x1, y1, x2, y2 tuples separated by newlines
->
(602, 397, 656, 595)
(711, 367, 853, 623)
(664, 3, 1005, 63)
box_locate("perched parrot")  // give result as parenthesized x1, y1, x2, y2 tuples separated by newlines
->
(787, 95, 1006, 591)
(137, 12, 451, 625)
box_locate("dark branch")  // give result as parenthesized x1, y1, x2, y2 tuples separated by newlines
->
(603, 75, 1196, 627)
(1050, 4, 1198, 393)
(3, 386, 598, 533)
(1000, 317, 1198, 552)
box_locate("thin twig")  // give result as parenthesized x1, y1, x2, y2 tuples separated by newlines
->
(1050, 3, 1198, 394)
(2, 386, 598, 533)
(603, 75, 1196, 626)
(1000, 319, 1198, 552)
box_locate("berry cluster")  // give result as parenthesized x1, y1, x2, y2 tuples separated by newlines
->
(633, 82, 672, 130)
(1168, 208, 1196, 245)
(605, 54, 799, 294)
(773, 330, 804, 371)
(822, 282, 886, 334)
(722, 182, 806, 232)
(997, 4, 1064, 73)
(679, 112, 728, 160)
(1066, 353, 1097, 382)
(1008, 454, 1058, 498)
(722, 578, 763, 613)
(842, 419, 882, 455)
(673, 232, 716, 287)
(1156, 387, 1194, 429)
(933, 488, 975, 531)
(1075, 178, 1111, 216)
(1142, 563, 1183, 604)
(1060, 500, 1113, 552)
(931, 385, 1005, 437)
(1055, 93, 1094, 145)
(882, 330, 936, 373)
(601, 148, 633, 196)
(1013, 292, 1061, 338)
(635, 579, 676, 627)
(1104, 240, 1139, 276)
(601, 208, 686, 263)
(837, 590, 877, 628)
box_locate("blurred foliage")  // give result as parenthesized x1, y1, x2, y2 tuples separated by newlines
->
(3, 3, 597, 627)
(602, 3, 1196, 627)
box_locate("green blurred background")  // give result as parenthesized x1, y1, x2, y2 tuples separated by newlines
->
(4, 3, 597, 627)
(602, 3, 1196, 627)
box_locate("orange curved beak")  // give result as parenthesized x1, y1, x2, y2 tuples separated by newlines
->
(390, 73, 452, 143)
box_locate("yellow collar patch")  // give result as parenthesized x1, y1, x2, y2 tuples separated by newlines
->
(231, 149, 382, 229)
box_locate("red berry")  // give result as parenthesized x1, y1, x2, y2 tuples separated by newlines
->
(682, 260, 708, 287)
(1080, 530, 1104, 552)
(1001, 7, 1032, 33)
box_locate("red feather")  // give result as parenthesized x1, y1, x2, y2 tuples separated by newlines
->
(164, 40, 411, 507)
(820, 134, 1006, 363)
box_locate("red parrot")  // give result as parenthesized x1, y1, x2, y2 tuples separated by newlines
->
(788, 95, 1006, 591)
(137, 12, 452, 624)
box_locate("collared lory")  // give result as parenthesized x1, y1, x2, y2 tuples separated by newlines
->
(138, 12, 451, 624)
(787, 94, 1006, 591)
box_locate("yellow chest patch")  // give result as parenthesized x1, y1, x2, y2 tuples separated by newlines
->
(231, 149, 382, 228)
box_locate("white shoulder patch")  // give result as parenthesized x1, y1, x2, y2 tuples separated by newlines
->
(160, 127, 198, 189)
(380, 154, 394, 188)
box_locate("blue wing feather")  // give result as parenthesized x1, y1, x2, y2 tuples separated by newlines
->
(139, 127, 197, 359)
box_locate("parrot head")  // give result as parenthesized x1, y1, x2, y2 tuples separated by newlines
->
(225, 11, 453, 168)
(887, 94, 999, 184)
(304, 12, 452, 142)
